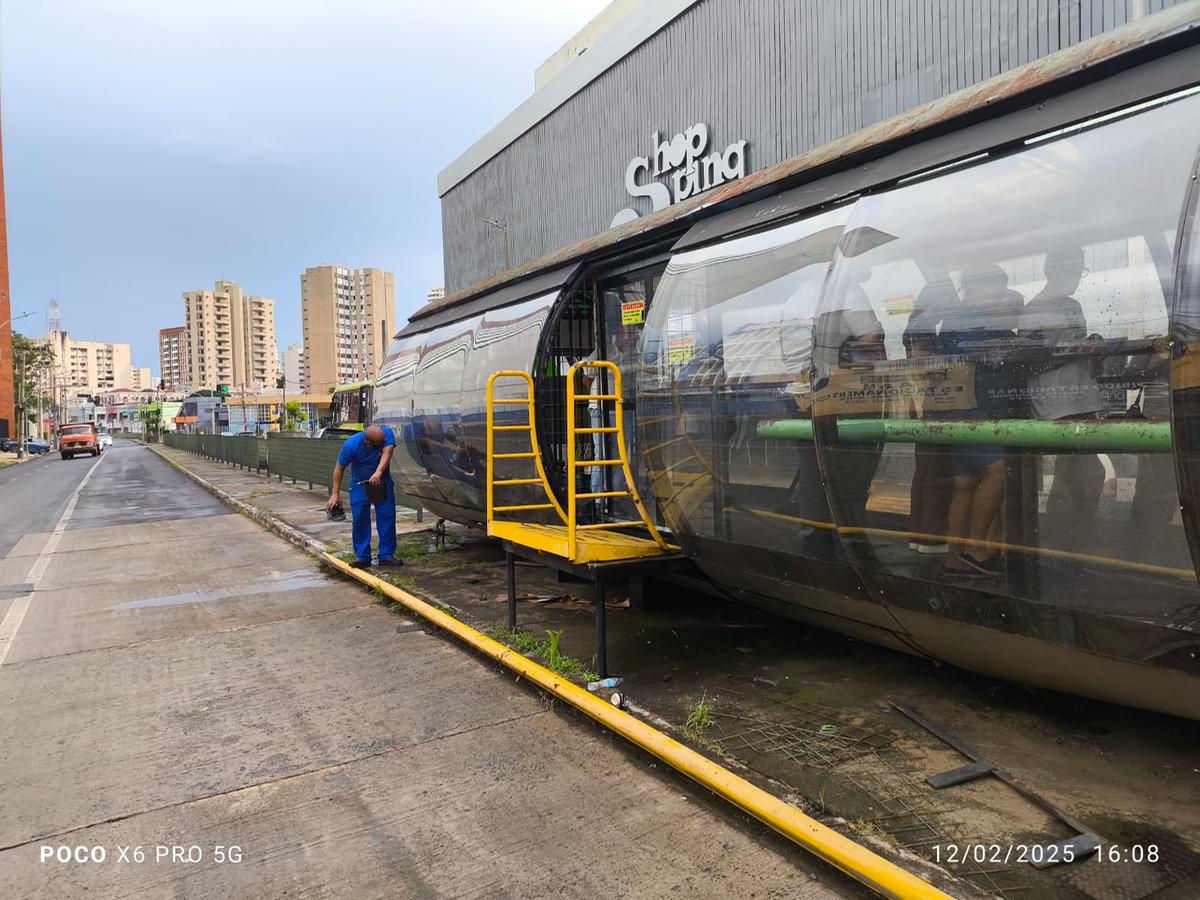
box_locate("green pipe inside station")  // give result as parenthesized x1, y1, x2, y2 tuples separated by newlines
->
(755, 417, 1173, 452)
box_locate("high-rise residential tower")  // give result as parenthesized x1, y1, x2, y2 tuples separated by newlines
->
(182, 281, 277, 392)
(158, 326, 189, 391)
(300, 266, 395, 394)
(43, 331, 137, 393)
(282, 343, 303, 392)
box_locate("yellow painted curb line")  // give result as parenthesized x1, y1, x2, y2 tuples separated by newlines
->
(323, 551, 952, 900)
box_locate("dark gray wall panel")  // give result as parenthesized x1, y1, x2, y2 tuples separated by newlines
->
(440, 0, 1183, 294)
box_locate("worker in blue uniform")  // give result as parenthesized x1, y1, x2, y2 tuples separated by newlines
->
(327, 424, 403, 569)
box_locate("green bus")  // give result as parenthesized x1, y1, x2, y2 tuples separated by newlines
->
(331, 380, 373, 432)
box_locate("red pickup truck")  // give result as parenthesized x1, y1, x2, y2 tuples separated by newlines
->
(59, 422, 101, 459)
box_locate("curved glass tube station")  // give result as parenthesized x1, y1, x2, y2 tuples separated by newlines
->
(378, 34, 1200, 720)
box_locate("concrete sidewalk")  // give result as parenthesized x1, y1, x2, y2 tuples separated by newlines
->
(0, 442, 865, 898)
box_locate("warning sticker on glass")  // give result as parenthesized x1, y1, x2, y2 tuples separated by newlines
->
(621, 300, 646, 325)
(667, 335, 695, 364)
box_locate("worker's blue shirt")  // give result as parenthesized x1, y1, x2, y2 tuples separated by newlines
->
(337, 427, 395, 484)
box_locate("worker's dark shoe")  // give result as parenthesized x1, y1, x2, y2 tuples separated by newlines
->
(377, 558, 405, 568)
(349, 558, 372, 569)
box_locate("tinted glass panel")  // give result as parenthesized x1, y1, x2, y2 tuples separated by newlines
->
(375, 333, 427, 505)
(814, 94, 1200, 631)
(639, 206, 855, 582)
(463, 295, 556, 523)
(375, 295, 557, 524)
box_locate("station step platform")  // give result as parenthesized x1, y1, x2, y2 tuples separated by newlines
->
(487, 520, 677, 563)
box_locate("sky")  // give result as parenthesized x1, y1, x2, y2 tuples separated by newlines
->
(0, 0, 610, 375)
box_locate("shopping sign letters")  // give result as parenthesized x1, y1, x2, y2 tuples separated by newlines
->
(610, 124, 748, 227)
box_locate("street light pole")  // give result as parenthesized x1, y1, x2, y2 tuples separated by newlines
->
(15, 350, 25, 459)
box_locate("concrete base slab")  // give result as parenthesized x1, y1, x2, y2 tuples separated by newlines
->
(0, 606, 528, 848)
(0, 715, 834, 900)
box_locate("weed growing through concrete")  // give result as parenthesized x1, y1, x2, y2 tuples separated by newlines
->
(850, 818, 901, 849)
(487, 625, 598, 684)
(684, 691, 714, 742)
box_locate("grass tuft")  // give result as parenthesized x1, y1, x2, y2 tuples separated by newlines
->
(684, 691, 715, 742)
(487, 625, 598, 684)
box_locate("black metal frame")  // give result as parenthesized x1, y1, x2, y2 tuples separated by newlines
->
(502, 542, 697, 678)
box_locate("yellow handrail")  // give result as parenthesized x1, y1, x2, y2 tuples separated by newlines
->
(566, 361, 670, 560)
(485, 371, 567, 530)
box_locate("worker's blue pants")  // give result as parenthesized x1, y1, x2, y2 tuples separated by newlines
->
(349, 479, 396, 562)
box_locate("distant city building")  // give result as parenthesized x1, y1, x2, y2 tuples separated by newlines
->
(158, 326, 189, 391)
(43, 331, 143, 393)
(130, 367, 152, 391)
(282, 343, 303, 392)
(300, 265, 395, 394)
(426, 285, 446, 304)
(182, 280, 278, 392)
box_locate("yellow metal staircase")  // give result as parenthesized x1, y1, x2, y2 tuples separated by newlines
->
(485, 362, 675, 563)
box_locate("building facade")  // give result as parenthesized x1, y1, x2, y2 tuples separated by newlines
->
(282, 343, 303, 392)
(182, 280, 278, 391)
(158, 325, 189, 391)
(44, 330, 140, 394)
(438, 0, 1184, 294)
(300, 265, 395, 394)
(237, 292, 277, 390)
(129, 367, 152, 390)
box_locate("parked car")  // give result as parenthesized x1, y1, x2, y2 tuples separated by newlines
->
(2, 438, 50, 454)
(59, 422, 101, 459)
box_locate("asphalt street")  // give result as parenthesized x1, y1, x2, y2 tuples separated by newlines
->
(0, 441, 860, 899)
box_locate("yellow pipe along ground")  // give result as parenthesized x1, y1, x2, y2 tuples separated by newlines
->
(323, 551, 952, 900)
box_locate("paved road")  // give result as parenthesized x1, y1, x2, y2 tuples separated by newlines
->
(0, 451, 95, 558)
(0, 442, 860, 898)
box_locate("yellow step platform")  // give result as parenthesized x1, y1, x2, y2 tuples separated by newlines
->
(488, 521, 677, 563)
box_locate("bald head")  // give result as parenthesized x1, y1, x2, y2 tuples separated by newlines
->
(364, 425, 387, 447)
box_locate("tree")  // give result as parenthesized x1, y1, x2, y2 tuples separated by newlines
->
(138, 404, 163, 441)
(283, 400, 307, 432)
(11, 333, 54, 435)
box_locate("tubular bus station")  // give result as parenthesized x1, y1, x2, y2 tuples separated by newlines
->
(370, 2, 1200, 894)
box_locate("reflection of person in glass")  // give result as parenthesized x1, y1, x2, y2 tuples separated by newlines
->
(941, 265, 1022, 578)
(903, 281, 957, 555)
(1017, 248, 1104, 545)
(812, 274, 886, 548)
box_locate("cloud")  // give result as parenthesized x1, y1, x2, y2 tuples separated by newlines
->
(1, 0, 610, 367)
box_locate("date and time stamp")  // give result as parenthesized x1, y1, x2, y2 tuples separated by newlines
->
(932, 842, 1161, 867)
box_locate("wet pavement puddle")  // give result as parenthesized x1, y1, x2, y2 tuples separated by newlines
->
(107, 569, 328, 610)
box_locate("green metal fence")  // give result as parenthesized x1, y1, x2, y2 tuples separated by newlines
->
(162, 432, 422, 519)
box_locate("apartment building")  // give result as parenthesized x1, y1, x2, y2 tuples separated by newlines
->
(282, 343, 303, 392)
(182, 281, 278, 392)
(300, 266, 395, 394)
(238, 293, 278, 390)
(44, 331, 138, 393)
(130, 367, 153, 390)
(158, 326, 189, 391)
